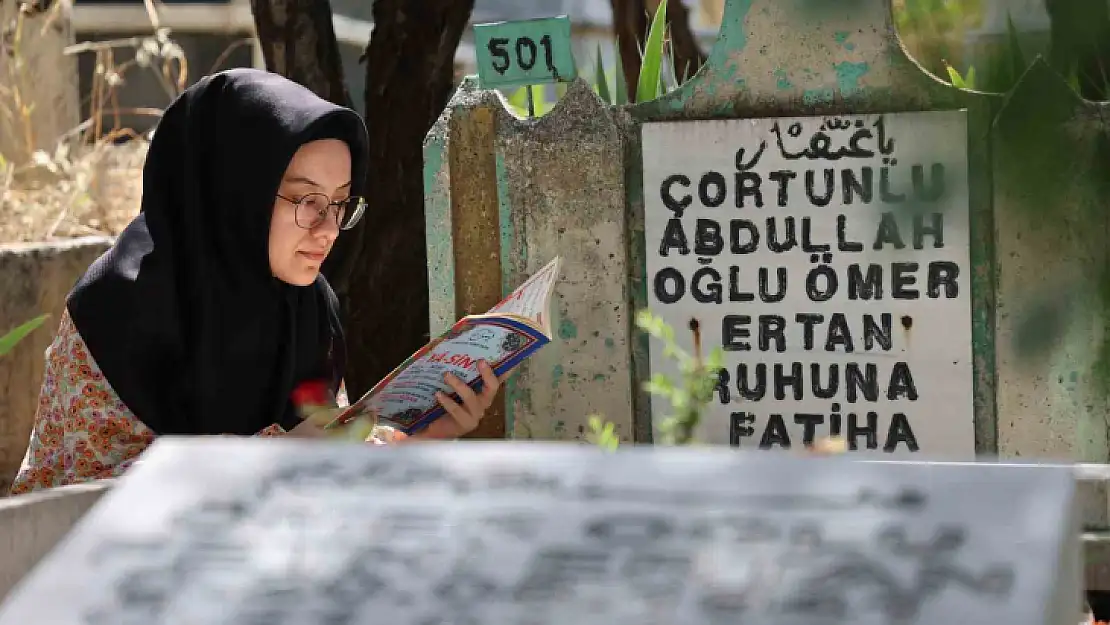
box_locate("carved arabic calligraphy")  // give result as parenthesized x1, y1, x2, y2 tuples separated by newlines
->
(770, 116, 897, 161)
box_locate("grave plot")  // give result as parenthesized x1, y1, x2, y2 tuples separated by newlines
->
(0, 437, 1080, 625)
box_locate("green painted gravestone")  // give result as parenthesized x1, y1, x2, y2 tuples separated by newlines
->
(426, 0, 1110, 476)
(424, 0, 1004, 457)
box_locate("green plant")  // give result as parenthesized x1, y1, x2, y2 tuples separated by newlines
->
(637, 309, 724, 446)
(586, 415, 620, 450)
(944, 63, 976, 89)
(503, 0, 686, 116)
(893, 0, 981, 79)
(943, 14, 1042, 94)
(0, 314, 49, 358)
(587, 309, 724, 450)
(634, 0, 669, 104)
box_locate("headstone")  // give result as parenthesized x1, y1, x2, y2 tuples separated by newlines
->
(0, 437, 1080, 625)
(642, 111, 974, 459)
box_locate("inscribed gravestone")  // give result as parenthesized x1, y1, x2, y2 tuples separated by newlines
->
(0, 437, 1078, 625)
(642, 110, 973, 457)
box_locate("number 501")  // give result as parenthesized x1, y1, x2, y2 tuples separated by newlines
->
(487, 35, 557, 76)
(473, 16, 576, 89)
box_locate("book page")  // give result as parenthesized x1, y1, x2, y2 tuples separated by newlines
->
(486, 256, 561, 326)
(334, 318, 548, 434)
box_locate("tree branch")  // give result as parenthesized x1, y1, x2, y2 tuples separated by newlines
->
(249, 0, 351, 107)
(610, 0, 648, 97)
(666, 0, 707, 82)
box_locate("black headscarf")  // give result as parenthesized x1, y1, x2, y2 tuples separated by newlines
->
(67, 68, 369, 435)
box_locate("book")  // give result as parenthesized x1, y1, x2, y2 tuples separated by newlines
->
(326, 256, 562, 436)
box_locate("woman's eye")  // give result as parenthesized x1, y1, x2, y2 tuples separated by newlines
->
(301, 196, 327, 212)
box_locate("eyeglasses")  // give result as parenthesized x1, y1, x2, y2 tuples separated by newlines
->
(276, 192, 366, 231)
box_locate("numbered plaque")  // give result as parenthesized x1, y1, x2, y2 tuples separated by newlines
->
(473, 16, 577, 90)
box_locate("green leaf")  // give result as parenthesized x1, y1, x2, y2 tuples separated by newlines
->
(1066, 61, 1082, 94)
(964, 66, 977, 90)
(593, 43, 611, 104)
(1005, 13, 1027, 84)
(0, 314, 49, 358)
(636, 0, 668, 104)
(636, 309, 663, 336)
(670, 388, 690, 410)
(507, 86, 529, 111)
(644, 372, 676, 395)
(613, 36, 629, 105)
(945, 63, 966, 88)
(660, 320, 675, 343)
(666, 31, 679, 91)
(705, 347, 725, 371)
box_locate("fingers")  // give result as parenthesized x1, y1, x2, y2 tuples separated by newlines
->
(435, 390, 478, 432)
(443, 371, 485, 416)
(478, 361, 501, 401)
(431, 361, 503, 437)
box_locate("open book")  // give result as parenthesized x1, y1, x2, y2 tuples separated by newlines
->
(326, 256, 562, 435)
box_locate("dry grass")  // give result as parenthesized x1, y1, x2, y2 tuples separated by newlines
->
(0, 139, 148, 243)
(0, 0, 194, 244)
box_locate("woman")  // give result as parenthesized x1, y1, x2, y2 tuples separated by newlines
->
(9, 68, 499, 495)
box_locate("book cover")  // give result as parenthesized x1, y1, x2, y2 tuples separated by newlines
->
(327, 256, 562, 435)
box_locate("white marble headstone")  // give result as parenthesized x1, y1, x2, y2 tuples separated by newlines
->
(0, 438, 1080, 625)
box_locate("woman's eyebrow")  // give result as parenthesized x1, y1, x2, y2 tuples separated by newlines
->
(282, 175, 352, 190)
(283, 174, 323, 188)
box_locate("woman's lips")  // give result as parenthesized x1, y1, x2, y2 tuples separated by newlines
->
(298, 251, 327, 262)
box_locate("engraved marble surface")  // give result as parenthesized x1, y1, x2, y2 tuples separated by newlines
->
(0, 438, 1078, 625)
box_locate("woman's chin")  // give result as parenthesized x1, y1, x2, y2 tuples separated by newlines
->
(275, 267, 320, 287)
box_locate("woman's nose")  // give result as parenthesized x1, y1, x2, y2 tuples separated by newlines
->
(313, 210, 341, 240)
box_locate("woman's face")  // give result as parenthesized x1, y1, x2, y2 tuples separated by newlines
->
(269, 139, 352, 286)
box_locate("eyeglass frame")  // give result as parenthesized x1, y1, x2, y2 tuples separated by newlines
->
(275, 192, 367, 231)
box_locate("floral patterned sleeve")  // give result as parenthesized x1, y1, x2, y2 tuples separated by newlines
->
(9, 311, 284, 496)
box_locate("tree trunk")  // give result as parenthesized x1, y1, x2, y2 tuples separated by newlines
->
(667, 0, 707, 83)
(611, 0, 648, 97)
(610, 0, 706, 98)
(248, 0, 351, 108)
(338, 0, 475, 396)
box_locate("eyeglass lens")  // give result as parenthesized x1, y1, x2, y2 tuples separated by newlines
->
(295, 193, 365, 230)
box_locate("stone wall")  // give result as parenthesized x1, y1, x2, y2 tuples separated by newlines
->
(0, 238, 112, 493)
(0, 480, 111, 602)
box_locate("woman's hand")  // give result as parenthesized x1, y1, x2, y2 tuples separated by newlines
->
(408, 360, 503, 441)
